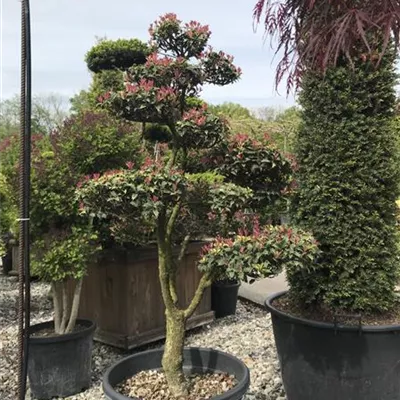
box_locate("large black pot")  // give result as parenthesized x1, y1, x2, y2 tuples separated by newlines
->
(266, 291, 400, 400)
(212, 280, 240, 318)
(103, 347, 250, 400)
(28, 319, 96, 399)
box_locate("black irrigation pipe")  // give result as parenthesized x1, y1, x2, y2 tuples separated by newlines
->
(17, 0, 32, 399)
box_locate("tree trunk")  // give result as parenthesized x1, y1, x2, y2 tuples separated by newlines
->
(65, 278, 83, 333)
(162, 309, 188, 397)
(60, 281, 69, 333)
(52, 282, 62, 334)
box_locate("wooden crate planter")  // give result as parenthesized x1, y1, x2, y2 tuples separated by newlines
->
(75, 241, 214, 350)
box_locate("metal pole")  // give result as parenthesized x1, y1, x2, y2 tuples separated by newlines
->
(17, 0, 31, 398)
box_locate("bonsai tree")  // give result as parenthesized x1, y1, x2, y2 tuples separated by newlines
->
(32, 227, 100, 334)
(77, 13, 319, 397)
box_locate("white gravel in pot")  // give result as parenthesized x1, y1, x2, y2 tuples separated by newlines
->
(0, 274, 285, 400)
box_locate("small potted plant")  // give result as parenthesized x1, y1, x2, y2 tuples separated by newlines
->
(28, 227, 100, 399)
(76, 13, 318, 399)
(206, 219, 315, 319)
(202, 134, 292, 318)
(210, 272, 241, 319)
(255, 2, 400, 399)
(14, 110, 140, 399)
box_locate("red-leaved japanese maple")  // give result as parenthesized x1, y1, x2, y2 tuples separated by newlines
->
(253, 0, 400, 91)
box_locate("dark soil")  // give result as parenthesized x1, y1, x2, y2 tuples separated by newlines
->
(274, 294, 400, 327)
(31, 324, 86, 338)
(118, 370, 237, 399)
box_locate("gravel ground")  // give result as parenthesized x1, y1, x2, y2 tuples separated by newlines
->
(0, 273, 285, 400)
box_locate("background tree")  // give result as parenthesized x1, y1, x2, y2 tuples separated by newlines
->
(0, 94, 68, 138)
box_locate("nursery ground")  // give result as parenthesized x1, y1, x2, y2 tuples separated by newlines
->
(0, 274, 286, 400)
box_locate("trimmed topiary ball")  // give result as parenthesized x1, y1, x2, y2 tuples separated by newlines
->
(85, 38, 150, 73)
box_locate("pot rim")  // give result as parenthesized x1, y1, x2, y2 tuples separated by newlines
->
(213, 280, 241, 288)
(266, 291, 400, 333)
(103, 346, 250, 400)
(29, 318, 96, 344)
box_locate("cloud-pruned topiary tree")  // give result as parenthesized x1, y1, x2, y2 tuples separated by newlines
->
(76, 13, 316, 397)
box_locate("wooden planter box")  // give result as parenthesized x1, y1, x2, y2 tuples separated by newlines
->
(75, 241, 214, 350)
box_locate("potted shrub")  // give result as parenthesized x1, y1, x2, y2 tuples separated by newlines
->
(255, 2, 400, 399)
(76, 13, 316, 399)
(206, 220, 313, 319)
(28, 227, 100, 399)
(0, 109, 143, 397)
(204, 133, 293, 318)
(211, 277, 241, 319)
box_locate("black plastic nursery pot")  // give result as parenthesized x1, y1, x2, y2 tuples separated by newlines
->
(103, 347, 250, 400)
(28, 319, 96, 399)
(1, 248, 12, 275)
(212, 281, 240, 318)
(266, 291, 400, 400)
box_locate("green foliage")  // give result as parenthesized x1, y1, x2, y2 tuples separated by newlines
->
(101, 15, 241, 129)
(213, 133, 292, 207)
(53, 111, 142, 176)
(292, 49, 400, 312)
(198, 225, 319, 283)
(176, 106, 228, 149)
(0, 133, 19, 205)
(185, 133, 293, 220)
(143, 123, 172, 143)
(185, 97, 207, 111)
(77, 162, 253, 245)
(185, 171, 224, 185)
(0, 172, 18, 238)
(207, 103, 300, 154)
(208, 102, 252, 119)
(208, 183, 253, 221)
(69, 90, 94, 114)
(85, 38, 150, 73)
(90, 70, 125, 103)
(30, 135, 79, 239)
(149, 14, 210, 58)
(31, 227, 100, 282)
(29, 111, 142, 241)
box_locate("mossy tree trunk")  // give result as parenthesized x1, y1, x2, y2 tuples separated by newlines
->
(157, 204, 212, 397)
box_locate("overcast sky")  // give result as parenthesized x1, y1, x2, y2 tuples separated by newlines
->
(1, 0, 296, 108)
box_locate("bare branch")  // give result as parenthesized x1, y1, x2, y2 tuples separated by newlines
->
(52, 282, 62, 334)
(65, 278, 83, 334)
(60, 280, 69, 334)
(157, 210, 177, 311)
(184, 272, 212, 320)
(178, 235, 191, 266)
